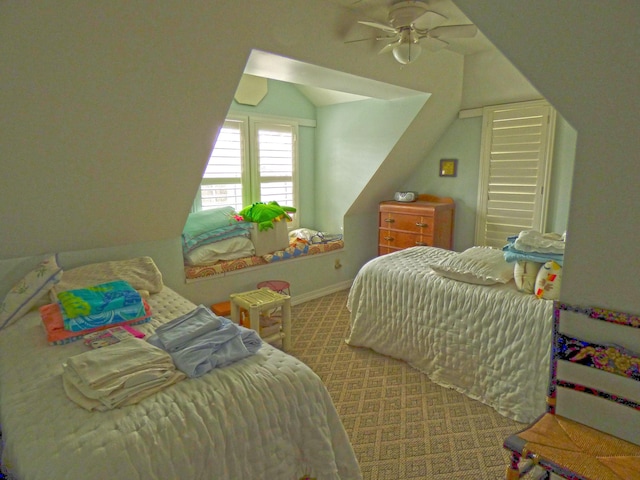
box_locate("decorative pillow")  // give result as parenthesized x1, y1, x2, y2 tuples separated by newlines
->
(534, 260, 562, 300)
(514, 260, 543, 294)
(263, 241, 309, 262)
(184, 237, 255, 266)
(182, 206, 238, 238)
(50, 256, 163, 302)
(0, 254, 62, 331)
(429, 246, 514, 285)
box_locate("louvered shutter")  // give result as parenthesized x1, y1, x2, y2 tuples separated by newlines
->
(200, 119, 246, 212)
(475, 101, 556, 248)
(251, 121, 296, 208)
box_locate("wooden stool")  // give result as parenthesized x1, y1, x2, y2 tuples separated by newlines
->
(256, 280, 291, 296)
(229, 288, 291, 351)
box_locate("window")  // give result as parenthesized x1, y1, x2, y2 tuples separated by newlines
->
(195, 114, 298, 227)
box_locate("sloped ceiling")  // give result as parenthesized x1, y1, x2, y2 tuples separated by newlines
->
(0, 0, 464, 259)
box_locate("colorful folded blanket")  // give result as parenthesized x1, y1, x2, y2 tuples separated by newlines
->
(41, 300, 152, 345)
(62, 300, 146, 332)
(57, 279, 142, 320)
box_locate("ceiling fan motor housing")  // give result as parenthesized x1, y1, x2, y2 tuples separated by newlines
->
(389, 1, 429, 28)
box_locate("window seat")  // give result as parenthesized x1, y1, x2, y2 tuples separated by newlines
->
(184, 239, 344, 281)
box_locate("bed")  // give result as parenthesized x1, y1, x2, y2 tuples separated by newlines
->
(346, 246, 554, 424)
(0, 256, 361, 480)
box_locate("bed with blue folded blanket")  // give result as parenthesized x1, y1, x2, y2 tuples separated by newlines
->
(0, 256, 361, 480)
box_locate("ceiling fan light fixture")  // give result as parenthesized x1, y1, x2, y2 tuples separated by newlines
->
(392, 40, 422, 64)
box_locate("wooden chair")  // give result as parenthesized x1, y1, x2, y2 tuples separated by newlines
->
(504, 302, 640, 479)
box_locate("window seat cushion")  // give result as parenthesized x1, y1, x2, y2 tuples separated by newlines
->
(184, 239, 344, 280)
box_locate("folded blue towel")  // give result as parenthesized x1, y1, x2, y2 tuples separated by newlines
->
(153, 305, 224, 352)
(502, 237, 564, 266)
(147, 307, 262, 378)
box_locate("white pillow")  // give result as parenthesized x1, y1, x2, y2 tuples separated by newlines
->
(49, 256, 164, 301)
(514, 260, 543, 294)
(430, 246, 514, 285)
(184, 236, 255, 266)
(534, 260, 562, 300)
(0, 254, 62, 331)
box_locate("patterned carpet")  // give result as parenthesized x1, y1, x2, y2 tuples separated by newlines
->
(289, 289, 530, 480)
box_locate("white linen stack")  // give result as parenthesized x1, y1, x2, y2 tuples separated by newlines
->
(62, 338, 185, 411)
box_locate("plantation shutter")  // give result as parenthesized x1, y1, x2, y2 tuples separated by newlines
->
(475, 100, 556, 248)
(251, 121, 296, 208)
(200, 119, 247, 212)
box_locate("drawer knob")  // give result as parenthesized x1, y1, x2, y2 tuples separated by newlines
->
(415, 241, 427, 246)
(415, 222, 429, 228)
(384, 236, 394, 241)
(384, 218, 395, 223)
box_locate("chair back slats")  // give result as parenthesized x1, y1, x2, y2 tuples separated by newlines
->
(552, 303, 640, 446)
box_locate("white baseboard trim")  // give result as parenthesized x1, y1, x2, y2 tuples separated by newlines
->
(290, 279, 353, 306)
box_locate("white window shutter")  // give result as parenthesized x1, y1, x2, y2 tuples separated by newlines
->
(200, 118, 247, 212)
(475, 100, 556, 248)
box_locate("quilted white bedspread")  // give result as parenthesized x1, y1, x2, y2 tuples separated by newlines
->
(346, 247, 553, 423)
(0, 287, 361, 480)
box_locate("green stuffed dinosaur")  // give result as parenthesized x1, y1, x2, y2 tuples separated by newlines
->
(239, 201, 296, 231)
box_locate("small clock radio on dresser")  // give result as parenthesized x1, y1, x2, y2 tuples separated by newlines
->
(393, 191, 417, 202)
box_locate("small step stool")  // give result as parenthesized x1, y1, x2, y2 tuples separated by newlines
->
(229, 288, 291, 351)
(256, 280, 291, 296)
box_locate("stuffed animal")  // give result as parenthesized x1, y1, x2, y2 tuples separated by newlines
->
(238, 201, 296, 231)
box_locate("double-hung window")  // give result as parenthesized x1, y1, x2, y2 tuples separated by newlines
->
(195, 114, 299, 227)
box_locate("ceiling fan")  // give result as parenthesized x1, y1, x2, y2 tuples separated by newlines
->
(353, 0, 478, 65)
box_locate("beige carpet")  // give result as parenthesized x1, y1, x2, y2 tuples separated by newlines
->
(289, 289, 531, 480)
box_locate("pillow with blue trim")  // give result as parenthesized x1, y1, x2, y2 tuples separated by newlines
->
(0, 254, 62, 331)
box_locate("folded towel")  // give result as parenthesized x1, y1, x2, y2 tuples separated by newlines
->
(147, 309, 263, 378)
(62, 299, 147, 332)
(57, 280, 141, 319)
(62, 338, 185, 411)
(171, 334, 251, 377)
(152, 305, 224, 352)
(40, 300, 152, 345)
(513, 230, 565, 254)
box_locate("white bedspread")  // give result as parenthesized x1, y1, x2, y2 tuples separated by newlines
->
(346, 247, 553, 423)
(0, 287, 361, 480)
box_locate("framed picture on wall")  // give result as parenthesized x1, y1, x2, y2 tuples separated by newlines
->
(439, 159, 457, 177)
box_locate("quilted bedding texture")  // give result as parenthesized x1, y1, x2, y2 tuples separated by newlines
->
(346, 246, 553, 423)
(0, 287, 361, 480)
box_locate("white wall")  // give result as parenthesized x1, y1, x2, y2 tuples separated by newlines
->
(0, 1, 465, 305)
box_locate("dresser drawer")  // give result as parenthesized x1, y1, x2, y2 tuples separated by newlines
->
(377, 197, 455, 256)
(378, 230, 434, 250)
(379, 212, 434, 235)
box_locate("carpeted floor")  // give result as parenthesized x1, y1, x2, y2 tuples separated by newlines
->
(289, 289, 530, 480)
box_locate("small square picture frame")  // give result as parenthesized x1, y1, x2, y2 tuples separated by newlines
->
(439, 158, 457, 177)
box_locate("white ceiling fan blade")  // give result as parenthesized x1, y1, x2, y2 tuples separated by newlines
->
(378, 39, 401, 55)
(429, 24, 478, 39)
(420, 36, 449, 51)
(412, 11, 447, 30)
(358, 20, 397, 34)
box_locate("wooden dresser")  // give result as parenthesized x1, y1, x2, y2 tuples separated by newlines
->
(378, 194, 455, 255)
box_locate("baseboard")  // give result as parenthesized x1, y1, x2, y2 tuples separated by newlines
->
(290, 279, 353, 306)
